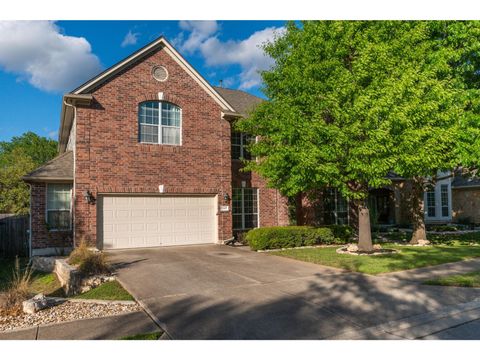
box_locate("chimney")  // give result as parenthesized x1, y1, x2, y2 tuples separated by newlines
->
(219, 79, 223, 88)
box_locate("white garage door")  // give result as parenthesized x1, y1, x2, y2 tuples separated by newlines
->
(100, 195, 217, 249)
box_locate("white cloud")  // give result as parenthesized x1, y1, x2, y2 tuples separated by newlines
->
(175, 22, 284, 89)
(0, 21, 102, 93)
(121, 30, 140, 47)
(177, 21, 219, 54)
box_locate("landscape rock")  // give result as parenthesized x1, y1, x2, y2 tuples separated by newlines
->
(417, 239, 431, 246)
(346, 244, 358, 252)
(22, 294, 64, 314)
(31, 256, 57, 272)
(79, 275, 116, 294)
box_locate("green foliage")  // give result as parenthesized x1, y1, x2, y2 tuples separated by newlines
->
(0, 132, 58, 214)
(325, 225, 354, 241)
(120, 332, 163, 340)
(68, 241, 110, 276)
(236, 20, 480, 202)
(0, 148, 36, 214)
(245, 226, 340, 251)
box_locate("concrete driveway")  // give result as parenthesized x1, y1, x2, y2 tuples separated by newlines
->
(107, 245, 480, 339)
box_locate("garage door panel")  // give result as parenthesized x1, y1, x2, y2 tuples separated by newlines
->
(100, 195, 216, 250)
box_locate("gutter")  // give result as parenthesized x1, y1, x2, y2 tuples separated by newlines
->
(58, 94, 93, 153)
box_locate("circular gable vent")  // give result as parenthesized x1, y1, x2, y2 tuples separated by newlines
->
(152, 66, 168, 82)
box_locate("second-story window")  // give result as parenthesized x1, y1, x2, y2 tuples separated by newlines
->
(231, 131, 254, 160)
(138, 101, 181, 145)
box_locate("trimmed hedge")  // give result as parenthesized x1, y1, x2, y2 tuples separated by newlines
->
(325, 225, 354, 241)
(246, 226, 348, 251)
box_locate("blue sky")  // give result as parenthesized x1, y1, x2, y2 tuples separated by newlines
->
(0, 20, 286, 142)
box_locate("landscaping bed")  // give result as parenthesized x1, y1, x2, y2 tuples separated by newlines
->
(0, 300, 140, 332)
(0, 245, 138, 333)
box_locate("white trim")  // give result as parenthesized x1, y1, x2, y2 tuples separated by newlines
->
(139, 101, 182, 146)
(73, 37, 235, 112)
(257, 188, 261, 228)
(424, 174, 452, 222)
(28, 184, 32, 258)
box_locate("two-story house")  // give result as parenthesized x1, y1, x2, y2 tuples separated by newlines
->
(23, 36, 289, 256)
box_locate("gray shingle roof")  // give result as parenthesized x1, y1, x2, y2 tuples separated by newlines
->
(452, 174, 480, 188)
(213, 87, 264, 116)
(23, 151, 73, 182)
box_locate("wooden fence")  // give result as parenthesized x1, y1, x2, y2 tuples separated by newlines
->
(0, 214, 29, 257)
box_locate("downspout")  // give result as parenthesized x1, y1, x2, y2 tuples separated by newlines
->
(28, 183, 32, 258)
(63, 99, 76, 249)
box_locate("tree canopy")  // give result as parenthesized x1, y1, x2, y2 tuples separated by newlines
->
(236, 21, 480, 249)
(0, 132, 58, 214)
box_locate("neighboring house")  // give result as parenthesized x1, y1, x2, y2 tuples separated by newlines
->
(297, 171, 480, 228)
(23, 36, 289, 256)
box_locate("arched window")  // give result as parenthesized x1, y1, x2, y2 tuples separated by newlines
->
(138, 101, 181, 145)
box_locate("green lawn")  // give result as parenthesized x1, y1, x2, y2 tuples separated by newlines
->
(424, 271, 480, 288)
(273, 244, 480, 275)
(73, 280, 134, 301)
(120, 332, 163, 340)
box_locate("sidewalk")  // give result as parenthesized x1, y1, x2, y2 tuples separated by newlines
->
(328, 297, 480, 340)
(0, 311, 161, 340)
(378, 258, 480, 282)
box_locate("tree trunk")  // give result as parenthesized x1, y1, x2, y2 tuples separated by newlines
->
(410, 177, 427, 245)
(358, 204, 374, 252)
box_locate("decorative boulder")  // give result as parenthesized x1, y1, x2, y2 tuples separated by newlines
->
(23, 294, 49, 314)
(417, 239, 431, 246)
(346, 244, 359, 252)
(22, 294, 64, 314)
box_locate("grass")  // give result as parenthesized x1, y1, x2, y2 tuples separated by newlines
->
(424, 271, 480, 288)
(120, 332, 163, 340)
(73, 280, 134, 301)
(273, 244, 480, 275)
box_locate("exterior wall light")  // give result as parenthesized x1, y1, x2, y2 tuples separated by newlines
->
(223, 193, 231, 203)
(83, 190, 96, 205)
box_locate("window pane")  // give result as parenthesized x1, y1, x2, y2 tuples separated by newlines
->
(441, 185, 449, 217)
(47, 210, 70, 230)
(140, 124, 159, 143)
(161, 103, 181, 127)
(233, 214, 243, 230)
(162, 127, 180, 145)
(47, 184, 71, 211)
(139, 102, 159, 125)
(427, 191, 436, 217)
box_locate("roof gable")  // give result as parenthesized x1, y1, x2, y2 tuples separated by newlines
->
(72, 36, 234, 112)
(23, 151, 73, 182)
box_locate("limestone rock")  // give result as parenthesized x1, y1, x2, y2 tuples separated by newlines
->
(346, 244, 358, 252)
(417, 239, 431, 246)
(23, 294, 48, 314)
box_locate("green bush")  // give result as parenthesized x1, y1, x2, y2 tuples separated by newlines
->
(324, 225, 354, 241)
(246, 226, 342, 251)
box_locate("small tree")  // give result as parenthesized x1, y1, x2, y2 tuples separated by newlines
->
(237, 21, 480, 251)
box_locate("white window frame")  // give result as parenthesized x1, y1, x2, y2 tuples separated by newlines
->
(232, 187, 259, 230)
(424, 172, 452, 222)
(139, 101, 182, 146)
(45, 183, 73, 231)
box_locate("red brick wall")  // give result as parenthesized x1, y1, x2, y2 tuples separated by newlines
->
(30, 183, 73, 250)
(231, 160, 290, 228)
(74, 46, 233, 247)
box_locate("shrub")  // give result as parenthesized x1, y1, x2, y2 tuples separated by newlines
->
(324, 225, 354, 241)
(0, 257, 33, 315)
(246, 226, 340, 251)
(68, 241, 110, 276)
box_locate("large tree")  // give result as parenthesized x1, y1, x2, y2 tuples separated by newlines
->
(390, 21, 480, 244)
(237, 21, 480, 251)
(0, 132, 57, 214)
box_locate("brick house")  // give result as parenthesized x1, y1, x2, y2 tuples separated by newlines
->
(297, 172, 480, 229)
(23, 36, 289, 256)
